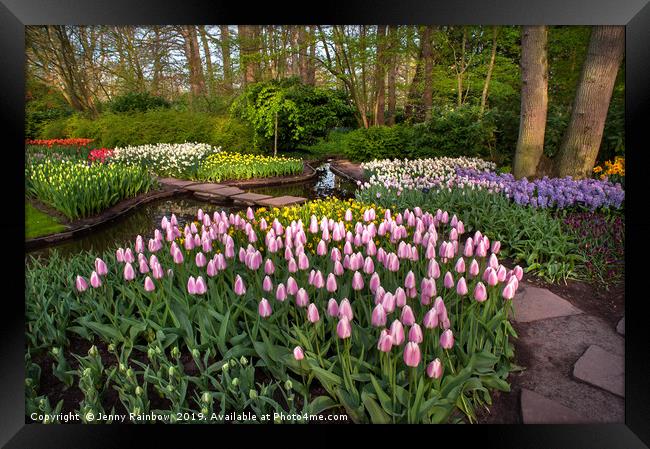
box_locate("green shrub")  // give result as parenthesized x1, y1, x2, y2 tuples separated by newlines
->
(403, 106, 497, 160)
(299, 128, 354, 158)
(344, 126, 405, 162)
(40, 118, 71, 139)
(210, 116, 256, 153)
(231, 78, 355, 151)
(107, 92, 170, 113)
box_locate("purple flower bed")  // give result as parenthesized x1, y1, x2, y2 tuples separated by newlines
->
(455, 168, 625, 210)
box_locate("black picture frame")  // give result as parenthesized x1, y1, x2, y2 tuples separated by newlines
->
(4, 0, 649, 446)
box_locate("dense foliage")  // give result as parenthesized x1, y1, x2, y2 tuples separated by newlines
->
(107, 92, 171, 113)
(230, 78, 356, 151)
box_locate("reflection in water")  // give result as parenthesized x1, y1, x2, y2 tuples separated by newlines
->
(26, 162, 358, 261)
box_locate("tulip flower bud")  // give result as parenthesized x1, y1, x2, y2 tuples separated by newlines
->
(403, 342, 421, 367)
(389, 320, 405, 346)
(456, 277, 468, 296)
(275, 283, 287, 302)
(443, 271, 454, 289)
(202, 392, 212, 404)
(371, 304, 387, 327)
(408, 323, 424, 343)
(89, 271, 101, 288)
(473, 282, 488, 302)
(338, 299, 354, 321)
(123, 263, 135, 281)
(352, 271, 364, 291)
(234, 275, 246, 296)
(258, 298, 272, 318)
(336, 317, 352, 339)
(401, 305, 416, 326)
(307, 303, 320, 323)
(502, 282, 516, 300)
(426, 358, 443, 379)
(144, 276, 155, 292)
(377, 330, 393, 353)
(294, 346, 305, 361)
(327, 298, 339, 317)
(440, 329, 455, 349)
(423, 308, 439, 329)
(296, 288, 309, 307)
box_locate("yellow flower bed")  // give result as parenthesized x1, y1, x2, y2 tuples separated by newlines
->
(593, 156, 624, 180)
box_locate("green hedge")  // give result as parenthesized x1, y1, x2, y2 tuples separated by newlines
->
(37, 110, 256, 151)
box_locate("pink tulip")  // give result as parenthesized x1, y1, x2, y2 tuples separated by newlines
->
(491, 241, 501, 254)
(488, 254, 499, 270)
(497, 265, 507, 282)
(454, 257, 466, 273)
(513, 265, 524, 281)
(195, 276, 207, 295)
(287, 258, 298, 273)
(502, 282, 516, 300)
(205, 260, 216, 277)
(124, 248, 134, 263)
(363, 257, 375, 275)
(389, 320, 405, 346)
(336, 317, 352, 339)
(187, 276, 197, 294)
(90, 271, 101, 288)
(473, 282, 488, 302)
(392, 287, 405, 308)
(428, 259, 440, 279)
(123, 263, 135, 281)
(327, 298, 339, 317)
(456, 277, 468, 296)
(94, 258, 108, 276)
(262, 275, 273, 292)
(404, 270, 416, 289)
(298, 253, 310, 270)
(293, 346, 304, 361)
(443, 272, 454, 289)
(144, 276, 155, 292)
(152, 263, 164, 280)
(476, 241, 487, 258)
(469, 259, 480, 277)
(401, 305, 416, 326)
(408, 323, 424, 343)
(75, 275, 88, 292)
(426, 358, 443, 379)
(338, 298, 354, 321)
(333, 260, 344, 276)
(275, 283, 287, 302)
(296, 288, 309, 307)
(173, 248, 184, 264)
(403, 342, 421, 367)
(263, 258, 275, 275)
(371, 304, 387, 327)
(287, 276, 298, 295)
(381, 292, 396, 313)
(463, 238, 474, 257)
(115, 248, 125, 263)
(246, 207, 255, 220)
(440, 329, 455, 349)
(234, 275, 246, 296)
(487, 269, 498, 287)
(377, 331, 393, 353)
(258, 298, 272, 318)
(313, 270, 325, 289)
(352, 271, 364, 291)
(307, 303, 320, 323)
(423, 308, 439, 329)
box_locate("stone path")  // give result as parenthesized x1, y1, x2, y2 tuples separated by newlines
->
(512, 281, 625, 423)
(158, 177, 307, 208)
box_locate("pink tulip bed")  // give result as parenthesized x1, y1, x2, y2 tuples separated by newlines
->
(26, 198, 523, 423)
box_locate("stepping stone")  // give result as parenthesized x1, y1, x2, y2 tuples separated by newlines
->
(185, 183, 227, 193)
(520, 389, 590, 424)
(256, 196, 307, 207)
(573, 345, 624, 397)
(513, 285, 583, 323)
(616, 317, 624, 336)
(193, 192, 231, 202)
(231, 192, 273, 205)
(158, 178, 199, 188)
(211, 186, 246, 197)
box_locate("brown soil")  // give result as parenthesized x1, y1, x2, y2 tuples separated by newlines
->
(329, 158, 366, 183)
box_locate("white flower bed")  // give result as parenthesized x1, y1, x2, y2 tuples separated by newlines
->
(360, 157, 496, 192)
(109, 142, 221, 178)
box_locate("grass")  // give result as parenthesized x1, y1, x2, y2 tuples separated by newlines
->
(26, 201, 67, 239)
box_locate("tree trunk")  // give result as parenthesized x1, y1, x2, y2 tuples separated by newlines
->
(373, 25, 387, 126)
(513, 26, 548, 180)
(219, 25, 233, 92)
(238, 25, 258, 86)
(180, 26, 206, 102)
(298, 26, 310, 83)
(421, 26, 434, 120)
(553, 26, 625, 179)
(199, 26, 214, 96)
(386, 25, 398, 126)
(480, 26, 498, 115)
(307, 25, 317, 85)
